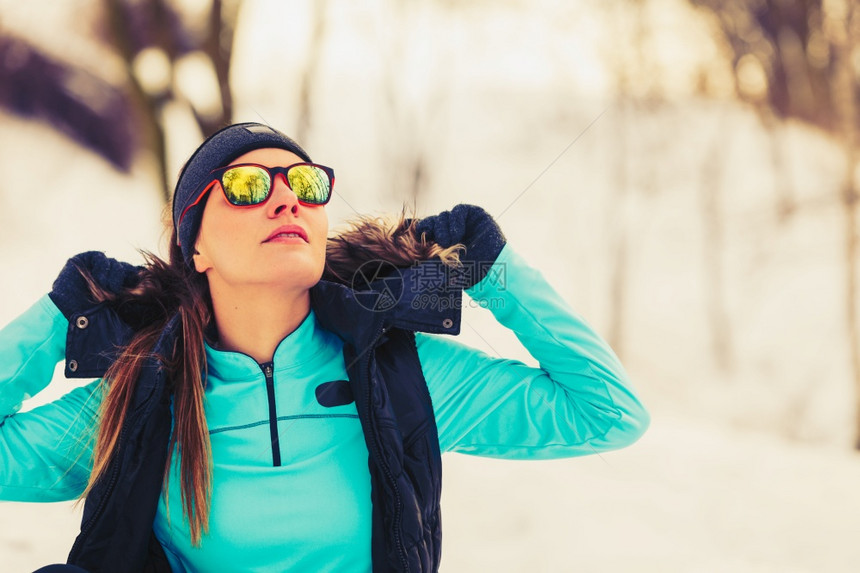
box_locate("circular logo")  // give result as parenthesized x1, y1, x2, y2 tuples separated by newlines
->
(350, 259, 404, 312)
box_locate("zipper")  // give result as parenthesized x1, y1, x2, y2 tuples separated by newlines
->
(362, 325, 409, 572)
(260, 362, 282, 467)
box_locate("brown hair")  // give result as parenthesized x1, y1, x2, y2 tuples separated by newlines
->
(323, 205, 464, 283)
(79, 229, 214, 546)
(78, 205, 462, 546)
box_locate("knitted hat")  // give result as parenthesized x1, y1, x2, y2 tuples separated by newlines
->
(172, 122, 312, 266)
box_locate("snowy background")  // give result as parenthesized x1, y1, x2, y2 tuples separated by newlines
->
(2, 0, 860, 571)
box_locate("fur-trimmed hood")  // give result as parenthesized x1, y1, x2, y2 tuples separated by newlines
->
(321, 210, 463, 287)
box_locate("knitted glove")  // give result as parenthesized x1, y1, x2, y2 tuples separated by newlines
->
(414, 204, 506, 289)
(49, 251, 142, 319)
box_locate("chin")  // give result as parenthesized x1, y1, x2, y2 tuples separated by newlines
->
(268, 262, 324, 288)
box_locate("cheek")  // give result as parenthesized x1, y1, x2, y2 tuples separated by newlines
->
(313, 211, 329, 259)
(315, 236, 327, 263)
(198, 206, 245, 260)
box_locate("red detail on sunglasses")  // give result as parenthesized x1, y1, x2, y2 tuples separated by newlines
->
(176, 162, 334, 247)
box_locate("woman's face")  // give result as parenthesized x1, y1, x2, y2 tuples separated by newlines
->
(193, 147, 329, 291)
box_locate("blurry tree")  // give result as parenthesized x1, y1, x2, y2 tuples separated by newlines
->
(0, 35, 135, 171)
(101, 0, 240, 200)
(378, 0, 449, 207)
(698, 104, 733, 374)
(604, 0, 638, 362)
(690, 0, 860, 446)
(604, 0, 737, 374)
(691, 1, 842, 131)
(294, 0, 327, 144)
(0, 0, 241, 202)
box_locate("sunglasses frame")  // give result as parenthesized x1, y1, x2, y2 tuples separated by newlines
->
(177, 162, 335, 244)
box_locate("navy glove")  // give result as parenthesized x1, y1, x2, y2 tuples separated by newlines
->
(414, 204, 506, 289)
(49, 251, 143, 319)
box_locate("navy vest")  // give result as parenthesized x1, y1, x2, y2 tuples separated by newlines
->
(62, 260, 463, 572)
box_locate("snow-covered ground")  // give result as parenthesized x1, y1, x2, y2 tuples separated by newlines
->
(4, 408, 860, 572)
(2, 0, 859, 570)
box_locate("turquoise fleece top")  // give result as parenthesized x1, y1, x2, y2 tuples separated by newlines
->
(0, 244, 649, 572)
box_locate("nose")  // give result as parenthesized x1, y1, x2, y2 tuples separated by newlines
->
(266, 173, 299, 217)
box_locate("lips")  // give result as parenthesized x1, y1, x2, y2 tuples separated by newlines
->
(264, 225, 308, 243)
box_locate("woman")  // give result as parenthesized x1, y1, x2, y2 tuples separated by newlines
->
(0, 122, 650, 572)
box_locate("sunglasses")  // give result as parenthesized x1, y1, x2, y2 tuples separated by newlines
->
(177, 162, 335, 240)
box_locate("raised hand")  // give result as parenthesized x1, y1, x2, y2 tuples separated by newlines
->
(49, 251, 142, 318)
(415, 204, 506, 289)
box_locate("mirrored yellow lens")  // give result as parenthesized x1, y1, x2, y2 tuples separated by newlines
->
(222, 166, 271, 205)
(288, 165, 330, 204)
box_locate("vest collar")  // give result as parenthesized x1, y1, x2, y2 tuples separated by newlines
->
(310, 259, 463, 347)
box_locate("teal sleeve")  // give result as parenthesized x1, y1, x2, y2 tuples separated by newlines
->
(0, 294, 100, 501)
(0, 295, 68, 417)
(416, 243, 650, 458)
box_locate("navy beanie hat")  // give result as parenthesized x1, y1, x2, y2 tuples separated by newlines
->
(172, 122, 312, 266)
